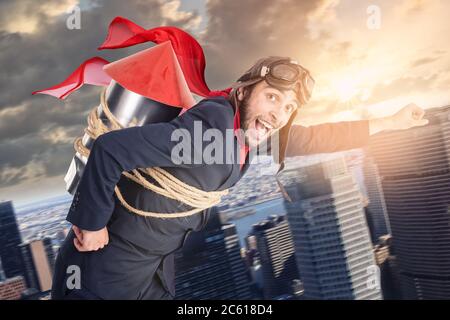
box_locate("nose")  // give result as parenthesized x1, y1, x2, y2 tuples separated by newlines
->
(269, 108, 290, 128)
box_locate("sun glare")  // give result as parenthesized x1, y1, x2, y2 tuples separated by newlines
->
(334, 77, 361, 102)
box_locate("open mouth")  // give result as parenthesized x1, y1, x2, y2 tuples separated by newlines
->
(254, 118, 274, 140)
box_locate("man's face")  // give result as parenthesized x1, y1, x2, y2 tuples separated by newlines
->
(238, 80, 299, 148)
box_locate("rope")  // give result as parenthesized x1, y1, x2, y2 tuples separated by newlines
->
(73, 89, 228, 218)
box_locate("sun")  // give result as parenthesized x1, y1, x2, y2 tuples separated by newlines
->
(334, 77, 361, 102)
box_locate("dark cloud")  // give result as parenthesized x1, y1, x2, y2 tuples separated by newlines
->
(0, 0, 327, 189)
(0, 0, 202, 109)
(0, 89, 94, 141)
(0, 132, 75, 187)
(198, 0, 359, 122)
(199, 0, 326, 89)
(0, 0, 202, 187)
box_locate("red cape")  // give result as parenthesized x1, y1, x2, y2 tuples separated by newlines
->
(32, 16, 231, 109)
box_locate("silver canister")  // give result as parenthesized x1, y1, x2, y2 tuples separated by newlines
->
(64, 80, 182, 195)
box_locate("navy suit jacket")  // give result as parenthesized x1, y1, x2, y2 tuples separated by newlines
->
(65, 95, 369, 298)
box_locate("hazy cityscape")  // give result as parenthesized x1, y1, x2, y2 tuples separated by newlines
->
(1, 106, 449, 300)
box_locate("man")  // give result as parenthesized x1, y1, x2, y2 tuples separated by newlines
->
(51, 56, 428, 300)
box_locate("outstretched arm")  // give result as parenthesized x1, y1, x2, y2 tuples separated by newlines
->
(286, 103, 428, 157)
(285, 120, 369, 157)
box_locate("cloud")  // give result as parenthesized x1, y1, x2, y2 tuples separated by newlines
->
(199, 0, 326, 88)
(0, 0, 203, 190)
(0, 88, 96, 141)
(396, 0, 435, 16)
(0, 0, 449, 203)
(0, 0, 203, 110)
(40, 126, 77, 144)
(0, 0, 78, 33)
(410, 56, 441, 68)
(161, 0, 202, 30)
(306, 0, 340, 39)
(364, 73, 442, 106)
(0, 126, 85, 187)
(1, 161, 47, 187)
(307, 0, 340, 22)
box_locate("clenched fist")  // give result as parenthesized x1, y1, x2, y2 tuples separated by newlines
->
(72, 225, 109, 252)
(369, 103, 429, 135)
(390, 103, 429, 130)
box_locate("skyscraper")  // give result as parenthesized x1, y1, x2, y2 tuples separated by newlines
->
(243, 235, 264, 299)
(0, 201, 25, 279)
(20, 239, 54, 292)
(0, 258, 6, 281)
(0, 276, 27, 300)
(174, 209, 253, 299)
(278, 157, 382, 300)
(43, 237, 56, 274)
(250, 215, 299, 299)
(362, 154, 391, 242)
(369, 106, 450, 299)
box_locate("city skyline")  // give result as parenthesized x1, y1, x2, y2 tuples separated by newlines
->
(1, 106, 449, 300)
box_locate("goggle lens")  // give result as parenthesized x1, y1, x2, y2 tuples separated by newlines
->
(268, 63, 315, 104)
(271, 64, 300, 82)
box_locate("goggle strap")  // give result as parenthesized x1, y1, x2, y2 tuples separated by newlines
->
(260, 66, 270, 77)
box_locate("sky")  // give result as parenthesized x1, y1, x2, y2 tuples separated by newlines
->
(0, 0, 449, 206)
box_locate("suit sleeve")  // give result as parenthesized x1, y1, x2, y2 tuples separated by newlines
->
(66, 101, 234, 231)
(285, 120, 370, 157)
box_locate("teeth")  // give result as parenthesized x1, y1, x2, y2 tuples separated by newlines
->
(259, 119, 273, 130)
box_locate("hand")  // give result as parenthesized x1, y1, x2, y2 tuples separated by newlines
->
(389, 103, 429, 130)
(72, 225, 109, 252)
(369, 103, 429, 135)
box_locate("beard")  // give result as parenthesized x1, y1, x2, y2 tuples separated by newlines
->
(238, 91, 252, 131)
(238, 96, 272, 147)
(237, 92, 256, 147)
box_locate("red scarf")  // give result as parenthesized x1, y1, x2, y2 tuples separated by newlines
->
(32, 16, 231, 99)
